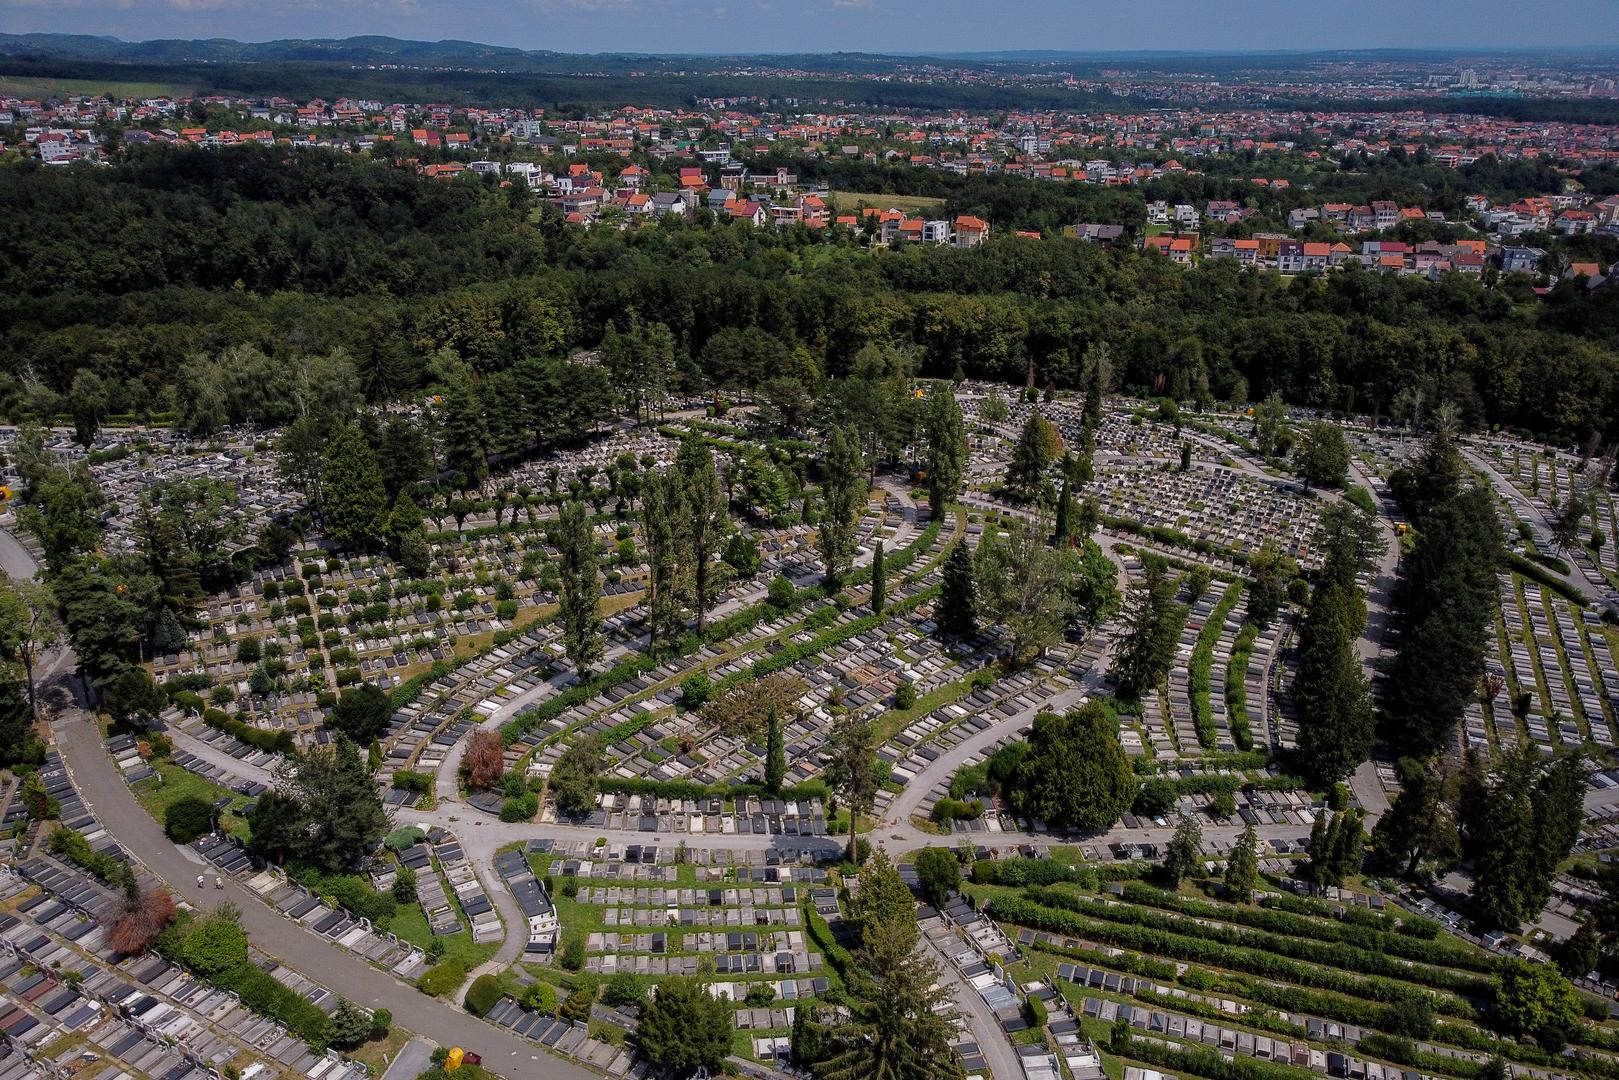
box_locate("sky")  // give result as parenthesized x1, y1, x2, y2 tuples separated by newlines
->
(2, 0, 1617, 57)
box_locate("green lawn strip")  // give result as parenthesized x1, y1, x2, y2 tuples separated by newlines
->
(985, 893, 1485, 1008)
(871, 673, 979, 745)
(1190, 582, 1244, 748)
(1534, 588, 1593, 741)
(1225, 621, 1260, 750)
(131, 760, 254, 841)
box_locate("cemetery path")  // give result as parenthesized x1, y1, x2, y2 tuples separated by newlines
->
(1465, 445, 1618, 612)
(921, 928, 1025, 1080)
(167, 722, 280, 786)
(48, 701, 603, 1080)
(0, 523, 37, 579)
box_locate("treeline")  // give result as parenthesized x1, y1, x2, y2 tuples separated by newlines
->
(4, 146, 1619, 442)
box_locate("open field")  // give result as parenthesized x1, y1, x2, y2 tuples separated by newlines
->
(829, 189, 946, 214)
(0, 74, 190, 99)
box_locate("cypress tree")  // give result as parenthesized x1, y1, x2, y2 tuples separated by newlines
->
(818, 425, 866, 590)
(764, 707, 786, 795)
(321, 422, 388, 550)
(1053, 460, 1075, 547)
(938, 542, 978, 640)
(1226, 824, 1259, 900)
(922, 387, 966, 512)
(869, 539, 886, 614)
(557, 499, 603, 677)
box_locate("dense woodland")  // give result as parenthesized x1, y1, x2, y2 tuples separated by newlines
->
(2, 145, 1618, 443)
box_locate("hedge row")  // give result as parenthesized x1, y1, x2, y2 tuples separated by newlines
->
(200, 708, 295, 754)
(610, 776, 831, 802)
(1188, 582, 1244, 748)
(1116, 883, 1494, 974)
(1259, 892, 1435, 938)
(1224, 621, 1260, 750)
(1025, 887, 1493, 996)
(988, 895, 1469, 1013)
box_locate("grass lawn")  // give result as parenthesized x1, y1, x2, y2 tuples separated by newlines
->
(829, 190, 945, 215)
(344, 1025, 413, 1075)
(0, 75, 191, 99)
(384, 898, 498, 971)
(131, 760, 253, 841)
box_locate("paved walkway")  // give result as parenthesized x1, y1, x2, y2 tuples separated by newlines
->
(922, 928, 1024, 1080)
(47, 704, 598, 1080)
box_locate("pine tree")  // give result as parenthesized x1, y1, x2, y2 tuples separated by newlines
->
(1005, 412, 1059, 503)
(1163, 813, 1202, 887)
(556, 499, 603, 677)
(1053, 458, 1075, 547)
(922, 386, 967, 512)
(321, 422, 388, 550)
(818, 425, 866, 590)
(869, 539, 886, 614)
(385, 494, 431, 577)
(1384, 484, 1502, 754)
(676, 436, 728, 632)
(1225, 824, 1259, 900)
(764, 707, 786, 795)
(436, 373, 490, 491)
(1292, 577, 1374, 786)
(938, 542, 978, 640)
(1109, 561, 1184, 699)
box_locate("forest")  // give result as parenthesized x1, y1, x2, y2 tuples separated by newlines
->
(3, 144, 1618, 444)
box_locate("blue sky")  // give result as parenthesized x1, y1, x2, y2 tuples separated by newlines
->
(2, 0, 1615, 56)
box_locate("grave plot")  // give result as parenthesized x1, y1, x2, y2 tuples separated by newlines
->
(1, 857, 368, 1080)
(1494, 575, 1619, 754)
(1094, 465, 1324, 568)
(972, 868, 1611, 1080)
(527, 847, 837, 1026)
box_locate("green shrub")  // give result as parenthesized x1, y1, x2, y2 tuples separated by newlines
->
(417, 958, 467, 997)
(164, 795, 216, 843)
(521, 982, 558, 1013)
(464, 974, 503, 1018)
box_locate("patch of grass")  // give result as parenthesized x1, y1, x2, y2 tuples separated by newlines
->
(829, 190, 945, 215)
(384, 901, 496, 971)
(131, 761, 252, 841)
(0, 75, 190, 99)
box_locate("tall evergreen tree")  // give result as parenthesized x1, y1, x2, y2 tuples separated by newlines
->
(869, 539, 886, 614)
(827, 712, 877, 862)
(556, 499, 603, 677)
(1005, 412, 1059, 503)
(1163, 813, 1203, 887)
(436, 372, 489, 491)
(1053, 456, 1076, 547)
(1383, 484, 1502, 753)
(1371, 756, 1461, 878)
(922, 386, 967, 512)
(321, 422, 388, 550)
(764, 707, 786, 795)
(384, 494, 431, 577)
(938, 542, 978, 640)
(641, 467, 688, 651)
(1012, 702, 1135, 832)
(676, 435, 728, 632)
(1226, 824, 1259, 900)
(818, 425, 867, 590)
(1109, 561, 1184, 699)
(1293, 506, 1379, 785)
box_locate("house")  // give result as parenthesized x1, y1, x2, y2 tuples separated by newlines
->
(1500, 246, 1545, 274)
(1067, 223, 1125, 248)
(651, 192, 689, 218)
(953, 215, 990, 248)
(1277, 241, 1306, 274)
(1371, 200, 1399, 230)
(1143, 234, 1197, 265)
(1288, 207, 1321, 231)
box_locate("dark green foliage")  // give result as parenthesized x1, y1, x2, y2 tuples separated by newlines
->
(764, 707, 786, 795)
(913, 847, 960, 908)
(1005, 412, 1060, 504)
(1010, 702, 1135, 832)
(1384, 443, 1503, 754)
(556, 498, 603, 675)
(1110, 561, 1185, 699)
(1306, 808, 1366, 887)
(937, 542, 978, 639)
(549, 734, 604, 816)
(163, 795, 216, 843)
(246, 736, 388, 872)
(327, 682, 392, 744)
(1472, 747, 1585, 930)
(463, 974, 503, 1018)
(634, 976, 732, 1077)
(869, 539, 886, 614)
(1494, 958, 1583, 1049)
(321, 422, 387, 550)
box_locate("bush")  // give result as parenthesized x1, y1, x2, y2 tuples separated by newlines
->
(500, 792, 538, 821)
(417, 958, 467, 997)
(602, 973, 645, 1009)
(893, 681, 917, 710)
(464, 974, 503, 1018)
(680, 672, 712, 710)
(1134, 778, 1178, 818)
(766, 576, 797, 609)
(522, 982, 558, 1014)
(164, 795, 216, 843)
(560, 936, 586, 971)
